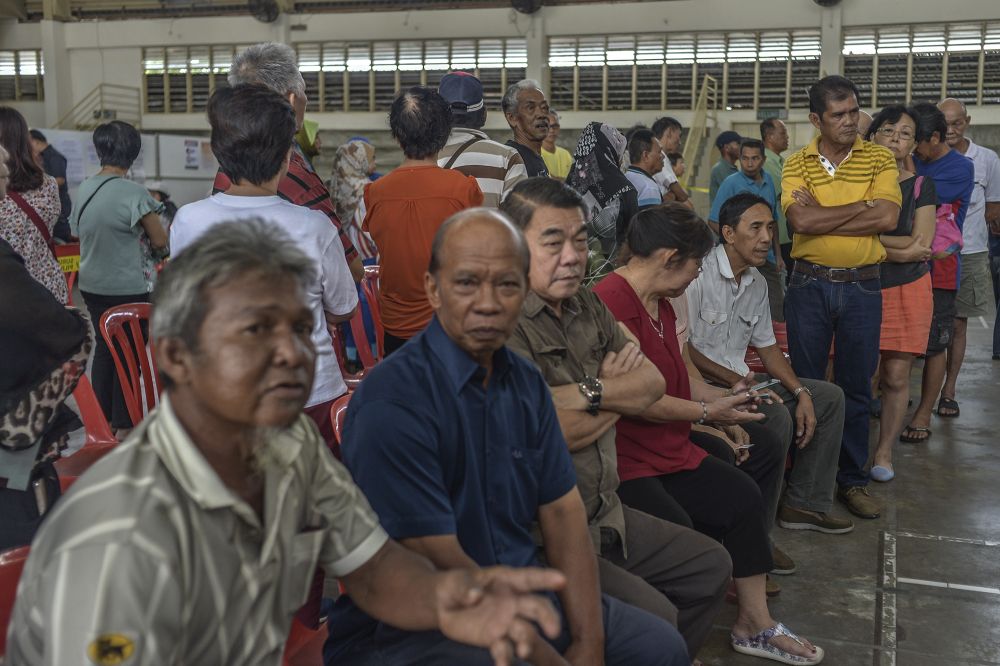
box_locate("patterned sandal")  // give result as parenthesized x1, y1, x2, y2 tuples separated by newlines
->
(731, 622, 824, 664)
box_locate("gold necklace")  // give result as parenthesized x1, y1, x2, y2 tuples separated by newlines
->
(621, 267, 664, 342)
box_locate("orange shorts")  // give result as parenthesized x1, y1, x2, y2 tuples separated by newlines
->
(880, 272, 933, 354)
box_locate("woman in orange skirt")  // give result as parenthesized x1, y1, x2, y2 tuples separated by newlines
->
(866, 106, 937, 481)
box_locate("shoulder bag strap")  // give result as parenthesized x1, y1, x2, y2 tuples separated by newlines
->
(75, 176, 121, 229)
(7, 191, 55, 257)
(443, 136, 482, 170)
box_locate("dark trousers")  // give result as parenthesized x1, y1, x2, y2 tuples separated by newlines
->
(780, 243, 794, 285)
(597, 506, 731, 658)
(329, 593, 688, 666)
(382, 332, 409, 357)
(991, 254, 1000, 355)
(618, 455, 773, 579)
(80, 290, 150, 429)
(784, 270, 882, 487)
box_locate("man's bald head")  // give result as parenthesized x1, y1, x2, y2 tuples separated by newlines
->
(425, 208, 531, 367)
(938, 97, 971, 149)
(429, 208, 530, 277)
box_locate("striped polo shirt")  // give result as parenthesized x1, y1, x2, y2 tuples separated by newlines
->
(437, 128, 527, 208)
(781, 135, 902, 268)
(7, 394, 388, 666)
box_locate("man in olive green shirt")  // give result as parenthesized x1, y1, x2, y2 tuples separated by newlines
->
(761, 118, 792, 284)
(709, 131, 741, 206)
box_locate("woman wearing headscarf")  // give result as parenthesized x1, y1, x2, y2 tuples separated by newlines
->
(330, 139, 378, 261)
(566, 121, 639, 270)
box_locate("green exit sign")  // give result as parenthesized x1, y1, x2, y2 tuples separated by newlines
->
(757, 108, 789, 120)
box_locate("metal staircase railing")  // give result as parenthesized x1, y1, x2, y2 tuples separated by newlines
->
(679, 74, 719, 190)
(56, 84, 142, 131)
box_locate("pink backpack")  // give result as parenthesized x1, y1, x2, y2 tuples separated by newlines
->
(914, 176, 963, 259)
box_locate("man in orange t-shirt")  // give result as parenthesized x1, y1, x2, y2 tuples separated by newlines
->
(364, 86, 483, 353)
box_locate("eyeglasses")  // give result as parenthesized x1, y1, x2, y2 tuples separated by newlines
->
(876, 127, 915, 141)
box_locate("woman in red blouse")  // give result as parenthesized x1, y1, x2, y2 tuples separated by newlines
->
(593, 205, 823, 665)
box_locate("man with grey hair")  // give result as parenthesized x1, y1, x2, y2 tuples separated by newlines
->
(212, 42, 364, 282)
(328, 208, 688, 665)
(502, 80, 551, 178)
(7, 218, 568, 666)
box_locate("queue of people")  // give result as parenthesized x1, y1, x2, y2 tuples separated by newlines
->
(2, 40, 999, 666)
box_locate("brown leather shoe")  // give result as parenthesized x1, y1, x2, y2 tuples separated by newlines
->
(837, 485, 881, 519)
(770, 545, 796, 575)
(778, 504, 855, 534)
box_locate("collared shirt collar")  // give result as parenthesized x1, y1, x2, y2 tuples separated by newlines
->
(712, 243, 755, 287)
(523, 289, 582, 320)
(148, 393, 301, 514)
(424, 316, 513, 393)
(627, 165, 655, 180)
(764, 147, 784, 165)
(804, 134, 865, 157)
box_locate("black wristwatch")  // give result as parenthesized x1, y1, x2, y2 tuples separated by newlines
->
(579, 376, 604, 415)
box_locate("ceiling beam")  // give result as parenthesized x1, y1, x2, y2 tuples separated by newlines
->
(42, 0, 71, 20)
(0, 0, 27, 19)
(275, 0, 295, 11)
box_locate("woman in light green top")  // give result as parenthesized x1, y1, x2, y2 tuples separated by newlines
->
(70, 121, 167, 436)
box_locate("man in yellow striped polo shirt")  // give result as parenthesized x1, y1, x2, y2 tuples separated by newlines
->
(781, 76, 901, 521)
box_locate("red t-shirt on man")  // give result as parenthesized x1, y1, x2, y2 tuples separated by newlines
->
(593, 272, 707, 481)
(363, 165, 483, 339)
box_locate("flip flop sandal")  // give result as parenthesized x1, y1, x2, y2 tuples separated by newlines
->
(937, 396, 960, 418)
(732, 622, 825, 664)
(899, 425, 932, 443)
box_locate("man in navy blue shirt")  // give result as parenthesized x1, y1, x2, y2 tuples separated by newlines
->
(904, 103, 974, 442)
(325, 209, 686, 665)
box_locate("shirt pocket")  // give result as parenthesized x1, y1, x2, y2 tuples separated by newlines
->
(737, 314, 760, 348)
(281, 529, 324, 614)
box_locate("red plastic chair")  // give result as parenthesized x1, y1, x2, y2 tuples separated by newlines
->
(282, 617, 327, 666)
(331, 326, 365, 391)
(361, 265, 384, 361)
(72, 375, 117, 447)
(0, 546, 29, 657)
(55, 242, 79, 305)
(54, 443, 117, 493)
(99, 303, 159, 427)
(773, 321, 789, 353)
(330, 393, 352, 446)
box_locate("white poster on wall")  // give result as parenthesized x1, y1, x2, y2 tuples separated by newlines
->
(184, 139, 200, 170)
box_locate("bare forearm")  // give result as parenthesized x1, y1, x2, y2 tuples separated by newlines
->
(828, 202, 899, 236)
(556, 409, 619, 451)
(883, 246, 915, 263)
(878, 234, 911, 249)
(637, 393, 705, 424)
(343, 541, 445, 631)
(788, 201, 864, 235)
(600, 365, 665, 414)
(758, 345, 802, 392)
(668, 182, 689, 202)
(539, 499, 604, 655)
(325, 306, 357, 326)
(689, 344, 743, 386)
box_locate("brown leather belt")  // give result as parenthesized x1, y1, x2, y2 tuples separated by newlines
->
(793, 261, 880, 283)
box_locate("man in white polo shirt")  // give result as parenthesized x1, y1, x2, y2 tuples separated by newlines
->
(685, 192, 851, 536)
(937, 98, 1000, 405)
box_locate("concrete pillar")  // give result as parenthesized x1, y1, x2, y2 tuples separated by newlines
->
(525, 13, 546, 90)
(39, 19, 72, 127)
(819, 4, 843, 78)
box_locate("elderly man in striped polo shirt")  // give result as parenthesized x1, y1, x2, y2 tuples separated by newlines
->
(781, 75, 901, 521)
(438, 72, 527, 208)
(7, 219, 566, 666)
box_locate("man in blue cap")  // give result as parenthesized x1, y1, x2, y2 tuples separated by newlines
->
(709, 130, 742, 207)
(437, 72, 527, 208)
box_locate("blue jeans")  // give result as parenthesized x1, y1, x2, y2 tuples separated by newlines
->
(327, 593, 688, 666)
(785, 271, 882, 487)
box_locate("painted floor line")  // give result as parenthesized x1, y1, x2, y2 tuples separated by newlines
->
(876, 531, 897, 666)
(897, 577, 1000, 595)
(895, 531, 1000, 547)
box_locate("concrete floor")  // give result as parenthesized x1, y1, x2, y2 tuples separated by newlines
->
(698, 323, 1000, 665)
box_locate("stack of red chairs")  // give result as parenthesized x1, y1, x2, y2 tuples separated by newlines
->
(333, 265, 385, 392)
(744, 322, 790, 373)
(100, 303, 160, 427)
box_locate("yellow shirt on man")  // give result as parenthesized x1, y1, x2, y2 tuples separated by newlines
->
(781, 135, 901, 268)
(542, 145, 574, 180)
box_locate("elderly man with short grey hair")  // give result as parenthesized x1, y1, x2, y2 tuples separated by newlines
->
(502, 80, 551, 178)
(212, 42, 364, 282)
(7, 218, 567, 666)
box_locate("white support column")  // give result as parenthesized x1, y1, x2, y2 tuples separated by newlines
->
(525, 13, 546, 90)
(39, 19, 71, 127)
(819, 4, 843, 78)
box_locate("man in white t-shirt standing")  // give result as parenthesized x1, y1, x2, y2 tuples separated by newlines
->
(651, 116, 693, 208)
(170, 84, 357, 448)
(937, 98, 1000, 412)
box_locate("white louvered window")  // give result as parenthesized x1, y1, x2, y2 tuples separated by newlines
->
(0, 50, 43, 102)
